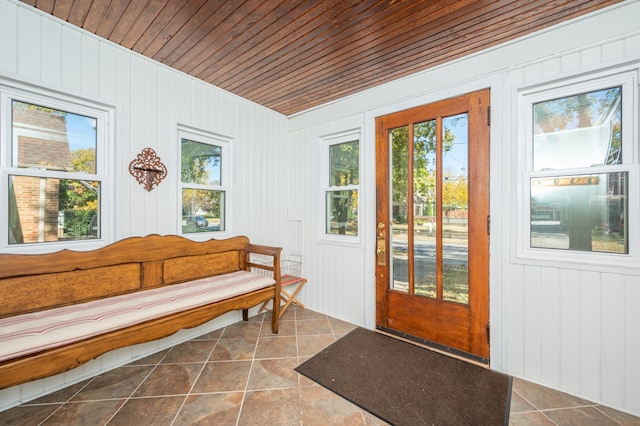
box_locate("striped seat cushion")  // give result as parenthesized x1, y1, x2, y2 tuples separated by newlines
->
(0, 271, 274, 362)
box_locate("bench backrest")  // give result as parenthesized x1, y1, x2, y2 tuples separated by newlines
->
(0, 234, 251, 318)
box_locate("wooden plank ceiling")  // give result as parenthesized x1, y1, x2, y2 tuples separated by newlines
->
(20, 0, 621, 116)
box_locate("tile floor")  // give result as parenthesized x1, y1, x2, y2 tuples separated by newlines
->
(1, 306, 639, 425)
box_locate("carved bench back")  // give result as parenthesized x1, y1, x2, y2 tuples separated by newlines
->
(0, 235, 250, 318)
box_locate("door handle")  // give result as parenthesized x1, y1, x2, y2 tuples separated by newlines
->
(377, 222, 386, 266)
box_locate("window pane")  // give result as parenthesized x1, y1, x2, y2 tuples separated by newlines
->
(530, 172, 627, 253)
(532, 87, 622, 170)
(182, 189, 224, 233)
(329, 140, 359, 186)
(325, 190, 358, 235)
(181, 139, 222, 185)
(9, 175, 100, 244)
(12, 101, 97, 173)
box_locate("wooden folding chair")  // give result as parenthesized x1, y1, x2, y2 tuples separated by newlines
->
(258, 256, 307, 318)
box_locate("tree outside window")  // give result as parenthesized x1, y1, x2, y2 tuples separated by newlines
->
(326, 138, 359, 236)
(179, 131, 227, 234)
(7, 100, 102, 244)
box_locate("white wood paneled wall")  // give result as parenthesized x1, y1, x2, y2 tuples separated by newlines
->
(287, 114, 366, 325)
(502, 26, 640, 415)
(1, 0, 640, 417)
(288, 1, 640, 417)
(0, 0, 288, 409)
(0, 0, 288, 245)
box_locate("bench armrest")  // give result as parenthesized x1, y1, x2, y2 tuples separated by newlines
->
(245, 244, 282, 320)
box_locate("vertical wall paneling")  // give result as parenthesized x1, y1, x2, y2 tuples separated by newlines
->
(286, 113, 366, 326)
(559, 268, 581, 394)
(600, 273, 625, 407)
(287, 220, 303, 255)
(2, 0, 640, 415)
(288, 1, 640, 416)
(80, 35, 99, 95)
(114, 48, 132, 239)
(169, 70, 183, 235)
(201, 84, 212, 131)
(625, 275, 640, 414)
(191, 81, 203, 129)
(540, 267, 561, 386)
(211, 88, 222, 132)
(40, 17, 61, 86)
(128, 55, 147, 235)
(16, 6, 39, 80)
(579, 271, 602, 400)
(145, 61, 161, 233)
(157, 66, 173, 233)
(0, 1, 17, 73)
(581, 45, 603, 68)
(0, 0, 289, 409)
(180, 75, 192, 123)
(523, 265, 542, 379)
(98, 43, 116, 101)
(60, 25, 81, 91)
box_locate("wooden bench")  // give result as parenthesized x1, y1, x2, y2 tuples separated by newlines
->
(0, 234, 281, 390)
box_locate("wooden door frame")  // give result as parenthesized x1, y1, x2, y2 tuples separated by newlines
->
(374, 89, 491, 360)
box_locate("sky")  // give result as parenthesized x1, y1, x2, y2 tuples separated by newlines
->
(65, 112, 96, 152)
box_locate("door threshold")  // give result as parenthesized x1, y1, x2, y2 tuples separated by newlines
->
(376, 326, 489, 367)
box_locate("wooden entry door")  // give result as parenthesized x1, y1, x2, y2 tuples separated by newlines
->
(375, 89, 490, 361)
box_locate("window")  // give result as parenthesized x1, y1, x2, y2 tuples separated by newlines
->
(323, 131, 360, 239)
(179, 128, 229, 234)
(518, 70, 637, 264)
(1, 86, 111, 248)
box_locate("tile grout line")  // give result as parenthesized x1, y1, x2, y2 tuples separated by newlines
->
(295, 308, 304, 426)
(101, 359, 163, 425)
(168, 329, 223, 426)
(36, 375, 98, 426)
(235, 312, 266, 426)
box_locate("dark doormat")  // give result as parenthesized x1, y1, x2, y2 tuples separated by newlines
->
(295, 327, 512, 426)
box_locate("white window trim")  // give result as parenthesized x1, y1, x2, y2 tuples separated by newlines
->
(0, 80, 114, 253)
(177, 125, 232, 240)
(515, 67, 640, 270)
(318, 129, 362, 246)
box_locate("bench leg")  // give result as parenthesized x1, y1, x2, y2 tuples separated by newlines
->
(278, 279, 307, 319)
(258, 299, 270, 314)
(242, 309, 248, 321)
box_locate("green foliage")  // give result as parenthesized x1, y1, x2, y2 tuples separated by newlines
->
(391, 121, 459, 221)
(58, 148, 98, 238)
(71, 148, 96, 173)
(182, 189, 223, 218)
(62, 209, 94, 237)
(181, 139, 221, 184)
(329, 141, 359, 234)
(329, 141, 359, 186)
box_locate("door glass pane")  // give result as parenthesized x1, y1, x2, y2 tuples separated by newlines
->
(531, 172, 627, 253)
(390, 126, 409, 293)
(443, 114, 469, 304)
(413, 120, 437, 298)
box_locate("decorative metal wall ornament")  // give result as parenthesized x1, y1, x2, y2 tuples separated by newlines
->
(129, 148, 167, 191)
